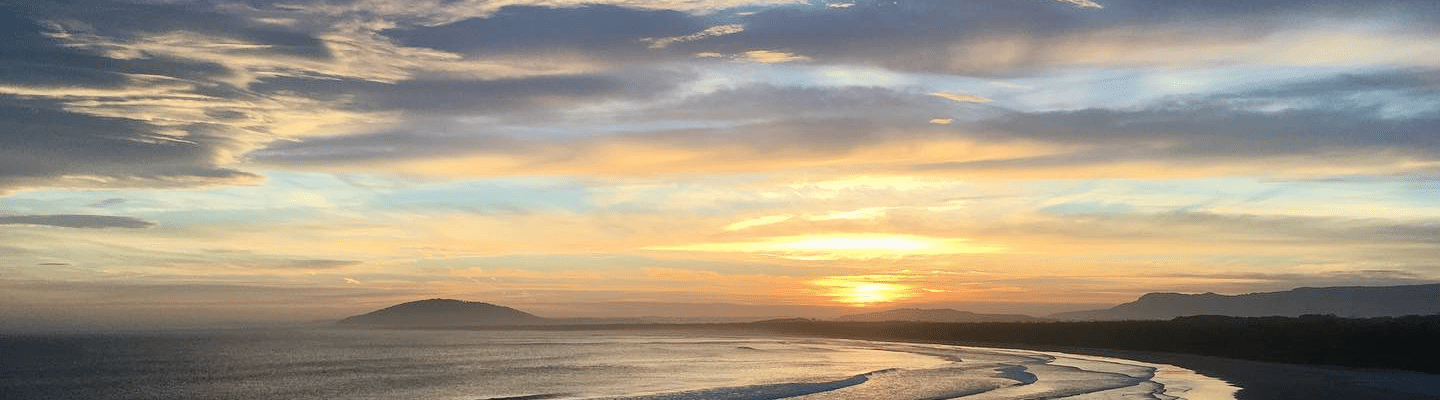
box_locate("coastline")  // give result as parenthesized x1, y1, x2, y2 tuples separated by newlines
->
(336, 323, 1440, 399)
(942, 343, 1440, 400)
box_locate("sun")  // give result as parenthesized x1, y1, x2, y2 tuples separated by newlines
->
(848, 283, 905, 305)
(811, 278, 916, 306)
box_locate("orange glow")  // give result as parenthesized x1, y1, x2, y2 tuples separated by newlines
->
(811, 277, 917, 306)
(647, 234, 1006, 260)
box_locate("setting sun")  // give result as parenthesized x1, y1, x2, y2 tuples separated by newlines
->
(811, 277, 918, 306)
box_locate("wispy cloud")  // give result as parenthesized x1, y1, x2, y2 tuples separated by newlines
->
(688, 50, 811, 63)
(724, 215, 794, 231)
(0, 214, 155, 229)
(3, 0, 1439, 319)
(643, 24, 745, 49)
(930, 92, 994, 104)
(1052, 0, 1103, 9)
(648, 234, 1007, 260)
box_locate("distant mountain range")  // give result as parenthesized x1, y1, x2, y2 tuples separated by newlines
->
(834, 308, 1047, 323)
(1052, 283, 1440, 320)
(338, 299, 548, 326)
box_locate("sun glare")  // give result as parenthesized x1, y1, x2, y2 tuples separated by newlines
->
(812, 277, 916, 306)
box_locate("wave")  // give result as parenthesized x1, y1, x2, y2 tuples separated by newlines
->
(574, 343, 1234, 400)
(596, 371, 875, 400)
(476, 395, 574, 400)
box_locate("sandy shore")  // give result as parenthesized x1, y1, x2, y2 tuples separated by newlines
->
(998, 345, 1440, 400)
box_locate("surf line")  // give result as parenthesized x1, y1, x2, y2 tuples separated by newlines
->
(972, 347, 1240, 400)
(600, 370, 881, 400)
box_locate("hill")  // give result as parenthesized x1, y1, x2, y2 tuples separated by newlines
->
(835, 308, 1045, 323)
(338, 299, 548, 326)
(1051, 283, 1440, 320)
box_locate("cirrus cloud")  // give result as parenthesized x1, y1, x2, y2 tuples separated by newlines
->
(0, 214, 155, 229)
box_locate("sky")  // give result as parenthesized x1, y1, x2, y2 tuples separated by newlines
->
(2, 0, 1439, 329)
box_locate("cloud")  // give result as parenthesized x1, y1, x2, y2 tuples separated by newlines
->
(252, 116, 1060, 177)
(248, 66, 1440, 182)
(1052, 0, 1103, 9)
(901, 70, 1440, 178)
(975, 106, 1440, 157)
(1015, 210, 1440, 251)
(0, 214, 156, 229)
(647, 234, 1006, 260)
(377, 5, 706, 63)
(724, 215, 794, 231)
(281, 259, 362, 269)
(694, 0, 1440, 75)
(284, 0, 802, 26)
(0, 2, 321, 192)
(88, 198, 128, 207)
(644, 24, 745, 49)
(930, 92, 994, 104)
(739, 50, 810, 63)
(6, 0, 1437, 196)
(0, 1, 669, 194)
(250, 70, 683, 119)
(0, 84, 264, 193)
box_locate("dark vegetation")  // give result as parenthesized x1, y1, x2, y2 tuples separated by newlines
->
(1053, 284, 1440, 320)
(739, 314, 1440, 374)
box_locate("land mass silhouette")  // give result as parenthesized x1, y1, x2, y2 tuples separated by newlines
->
(1052, 283, 1440, 320)
(835, 308, 1047, 323)
(338, 299, 548, 326)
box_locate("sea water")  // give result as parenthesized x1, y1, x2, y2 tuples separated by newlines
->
(0, 328, 1236, 400)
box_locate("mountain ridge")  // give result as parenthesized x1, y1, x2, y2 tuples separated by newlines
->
(1051, 283, 1440, 320)
(834, 308, 1047, 323)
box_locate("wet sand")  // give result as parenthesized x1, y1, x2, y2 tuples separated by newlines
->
(1001, 346, 1440, 400)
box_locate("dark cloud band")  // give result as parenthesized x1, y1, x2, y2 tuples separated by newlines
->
(0, 214, 156, 229)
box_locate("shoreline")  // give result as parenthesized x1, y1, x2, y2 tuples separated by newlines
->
(342, 324, 1440, 399)
(934, 342, 1440, 400)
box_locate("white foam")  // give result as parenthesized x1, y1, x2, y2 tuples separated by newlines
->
(1018, 349, 1240, 400)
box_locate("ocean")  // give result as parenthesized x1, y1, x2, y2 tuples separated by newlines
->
(0, 328, 1237, 400)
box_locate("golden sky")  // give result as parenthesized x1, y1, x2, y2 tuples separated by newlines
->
(1, 0, 1439, 328)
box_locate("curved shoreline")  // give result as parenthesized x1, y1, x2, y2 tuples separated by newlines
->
(795, 333, 1440, 400)
(1009, 348, 1239, 400)
(897, 343, 1239, 400)
(952, 344, 1440, 400)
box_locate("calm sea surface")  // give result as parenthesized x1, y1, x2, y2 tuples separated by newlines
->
(0, 328, 1235, 400)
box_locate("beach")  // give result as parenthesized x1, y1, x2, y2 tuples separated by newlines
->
(4, 326, 1435, 399)
(1004, 346, 1440, 400)
(0, 327, 1255, 400)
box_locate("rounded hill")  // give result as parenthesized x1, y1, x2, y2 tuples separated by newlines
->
(338, 299, 547, 326)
